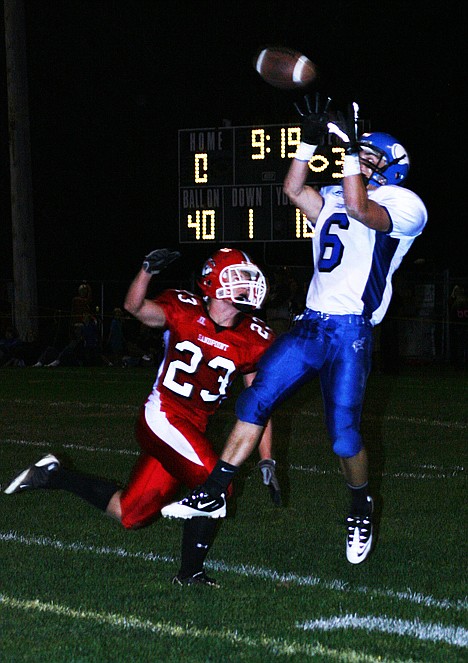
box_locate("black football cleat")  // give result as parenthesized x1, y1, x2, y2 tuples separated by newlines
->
(172, 571, 220, 588)
(161, 487, 226, 519)
(3, 454, 60, 495)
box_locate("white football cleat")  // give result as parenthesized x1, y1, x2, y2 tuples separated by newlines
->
(161, 487, 226, 519)
(3, 454, 60, 494)
(346, 496, 374, 564)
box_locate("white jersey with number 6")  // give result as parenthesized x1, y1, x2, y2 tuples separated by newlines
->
(306, 184, 428, 325)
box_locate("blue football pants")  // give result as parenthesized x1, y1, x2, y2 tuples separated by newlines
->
(236, 310, 374, 458)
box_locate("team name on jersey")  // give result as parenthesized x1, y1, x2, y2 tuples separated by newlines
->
(197, 333, 229, 352)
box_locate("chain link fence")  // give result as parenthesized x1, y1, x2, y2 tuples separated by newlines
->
(1, 269, 467, 367)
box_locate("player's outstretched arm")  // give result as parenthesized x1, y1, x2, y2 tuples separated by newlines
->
(124, 248, 180, 327)
(283, 158, 323, 223)
(283, 92, 329, 223)
(341, 172, 391, 231)
(257, 417, 281, 506)
(124, 269, 166, 327)
(329, 102, 391, 231)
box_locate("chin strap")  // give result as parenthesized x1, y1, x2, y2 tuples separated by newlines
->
(234, 302, 257, 313)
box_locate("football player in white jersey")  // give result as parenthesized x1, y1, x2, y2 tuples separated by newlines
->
(4, 248, 278, 586)
(162, 97, 428, 566)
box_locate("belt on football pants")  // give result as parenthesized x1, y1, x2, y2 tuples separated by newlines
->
(294, 308, 371, 326)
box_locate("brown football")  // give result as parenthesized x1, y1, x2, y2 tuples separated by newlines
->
(253, 46, 317, 90)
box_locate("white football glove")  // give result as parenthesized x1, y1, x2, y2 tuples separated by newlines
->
(258, 458, 281, 506)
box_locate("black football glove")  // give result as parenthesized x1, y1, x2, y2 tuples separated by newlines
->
(142, 248, 181, 275)
(294, 92, 332, 145)
(328, 101, 360, 154)
(258, 458, 282, 506)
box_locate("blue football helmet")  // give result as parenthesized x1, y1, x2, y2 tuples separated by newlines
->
(358, 132, 410, 186)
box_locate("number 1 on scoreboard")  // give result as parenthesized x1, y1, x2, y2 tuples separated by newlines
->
(248, 209, 254, 239)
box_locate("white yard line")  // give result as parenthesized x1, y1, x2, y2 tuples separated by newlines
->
(3, 398, 467, 430)
(298, 614, 468, 648)
(0, 593, 444, 662)
(1, 530, 466, 613)
(2, 438, 141, 457)
(1, 438, 465, 479)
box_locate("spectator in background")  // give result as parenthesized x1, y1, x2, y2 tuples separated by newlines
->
(266, 267, 295, 335)
(33, 282, 100, 368)
(0, 326, 22, 366)
(449, 285, 468, 367)
(105, 308, 126, 365)
(379, 275, 404, 375)
(122, 323, 163, 367)
(81, 313, 101, 366)
(43, 323, 84, 367)
(2, 329, 42, 367)
(288, 276, 307, 322)
(70, 282, 93, 338)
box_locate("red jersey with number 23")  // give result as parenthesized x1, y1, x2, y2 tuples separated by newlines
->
(145, 289, 274, 432)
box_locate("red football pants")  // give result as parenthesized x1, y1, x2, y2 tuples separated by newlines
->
(120, 404, 220, 529)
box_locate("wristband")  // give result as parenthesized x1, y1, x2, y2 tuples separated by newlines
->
(294, 141, 317, 161)
(343, 154, 361, 177)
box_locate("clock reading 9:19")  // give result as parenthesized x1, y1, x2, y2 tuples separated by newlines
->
(251, 127, 302, 160)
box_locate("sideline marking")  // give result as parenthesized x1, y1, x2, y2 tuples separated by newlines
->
(1, 531, 466, 613)
(298, 614, 468, 648)
(0, 593, 421, 662)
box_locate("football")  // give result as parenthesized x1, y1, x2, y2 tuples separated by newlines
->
(253, 46, 317, 90)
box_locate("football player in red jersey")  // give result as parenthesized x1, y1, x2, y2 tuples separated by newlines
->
(4, 248, 276, 586)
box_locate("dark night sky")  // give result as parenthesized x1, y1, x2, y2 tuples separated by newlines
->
(1, 1, 466, 288)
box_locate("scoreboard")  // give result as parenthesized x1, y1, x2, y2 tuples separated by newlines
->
(178, 124, 347, 243)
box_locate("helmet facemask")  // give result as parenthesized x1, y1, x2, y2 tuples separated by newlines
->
(358, 146, 389, 186)
(216, 263, 267, 310)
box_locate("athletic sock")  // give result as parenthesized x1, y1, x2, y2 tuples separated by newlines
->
(178, 517, 220, 578)
(203, 460, 239, 497)
(347, 481, 371, 516)
(47, 467, 119, 511)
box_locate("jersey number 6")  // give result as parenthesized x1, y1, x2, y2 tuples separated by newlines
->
(318, 213, 350, 273)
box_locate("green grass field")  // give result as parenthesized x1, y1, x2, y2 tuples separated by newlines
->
(0, 365, 466, 662)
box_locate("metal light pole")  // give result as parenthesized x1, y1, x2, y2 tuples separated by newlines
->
(4, 0, 38, 338)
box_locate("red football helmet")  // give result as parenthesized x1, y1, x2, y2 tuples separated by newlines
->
(198, 248, 267, 309)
